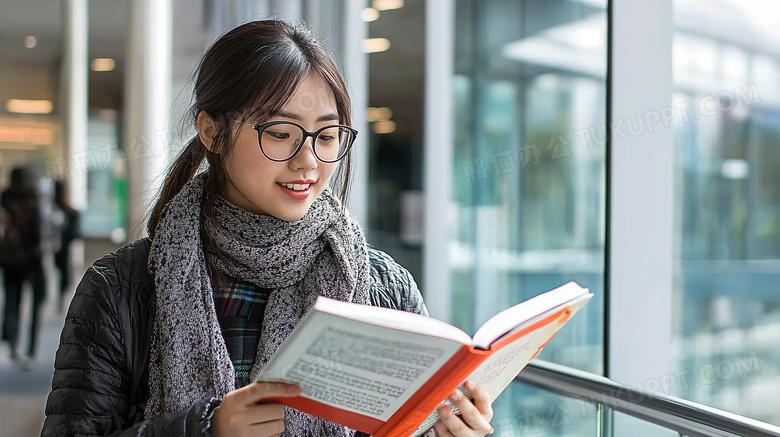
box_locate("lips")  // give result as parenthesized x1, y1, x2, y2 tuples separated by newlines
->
(278, 182, 310, 191)
(277, 181, 313, 200)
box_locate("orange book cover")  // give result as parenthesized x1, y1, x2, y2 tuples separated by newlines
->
(261, 281, 593, 436)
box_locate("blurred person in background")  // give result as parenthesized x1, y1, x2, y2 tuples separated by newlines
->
(0, 165, 46, 369)
(41, 20, 494, 437)
(50, 179, 80, 313)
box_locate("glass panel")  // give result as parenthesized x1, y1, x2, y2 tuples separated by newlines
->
(451, 0, 606, 367)
(82, 110, 125, 239)
(672, 0, 780, 425)
(493, 381, 601, 437)
(612, 411, 678, 437)
(365, 1, 426, 281)
(451, 0, 607, 425)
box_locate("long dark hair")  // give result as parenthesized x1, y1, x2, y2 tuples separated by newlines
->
(148, 20, 354, 284)
(148, 21, 353, 264)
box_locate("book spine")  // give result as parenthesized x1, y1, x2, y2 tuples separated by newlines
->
(373, 345, 491, 437)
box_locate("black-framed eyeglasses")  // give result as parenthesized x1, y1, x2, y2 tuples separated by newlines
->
(234, 120, 358, 163)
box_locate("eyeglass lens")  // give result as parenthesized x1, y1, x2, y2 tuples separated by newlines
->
(260, 122, 354, 161)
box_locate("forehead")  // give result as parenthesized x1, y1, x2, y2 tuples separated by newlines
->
(282, 74, 338, 116)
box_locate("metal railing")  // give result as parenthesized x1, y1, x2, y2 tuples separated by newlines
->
(515, 360, 780, 437)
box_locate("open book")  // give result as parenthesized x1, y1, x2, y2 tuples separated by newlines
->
(257, 281, 593, 437)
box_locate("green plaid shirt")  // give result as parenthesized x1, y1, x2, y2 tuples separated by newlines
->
(213, 279, 271, 388)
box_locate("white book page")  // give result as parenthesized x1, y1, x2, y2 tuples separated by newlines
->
(472, 282, 591, 349)
(257, 310, 464, 422)
(410, 297, 591, 437)
(315, 297, 472, 345)
(469, 297, 591, 399)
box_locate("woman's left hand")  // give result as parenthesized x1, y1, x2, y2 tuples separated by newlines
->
(432, 380, 494, 436)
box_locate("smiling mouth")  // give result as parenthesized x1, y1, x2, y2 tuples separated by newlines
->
(277, 182, 311, 191)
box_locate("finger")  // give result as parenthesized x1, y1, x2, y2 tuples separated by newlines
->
(240, 381, 301, 405)
(465, 380, 494, 420)
(245, 403, 285, 422)
(433, 419, 455, 437)
(246, 418, 285, 435)
(226, 402, 285, 428)
(448, 388, 492, 434)
(437, 403, 471, 436)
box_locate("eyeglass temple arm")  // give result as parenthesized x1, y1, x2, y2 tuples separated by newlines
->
(233, 119, 258, 129)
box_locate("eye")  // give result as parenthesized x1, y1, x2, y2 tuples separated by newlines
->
(266, 130, 290, 140)
(318, 128, 339, 142)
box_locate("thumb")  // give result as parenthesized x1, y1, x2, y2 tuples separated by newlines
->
(237, 381, 301, 405)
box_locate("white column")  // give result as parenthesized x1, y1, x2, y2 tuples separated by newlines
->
(609, 0, 674, 434)
(343, 0, 369, 226)
(423, 0, 454, 320)
(124, 0, 172, 240)
(61, 0, 89, 280)
(62, 0, 88, 211)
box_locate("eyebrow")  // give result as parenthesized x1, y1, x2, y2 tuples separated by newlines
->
(275, 110, 340, 123)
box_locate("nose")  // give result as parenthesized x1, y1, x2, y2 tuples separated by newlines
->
(288, 135, 317, 170)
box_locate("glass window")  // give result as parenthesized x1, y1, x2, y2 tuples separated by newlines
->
(82, 110, 125, 239)
(450, 0, 607, 433)
(492, 383, 601, 436)
(672, 0, 780, 425)
(365, 1, 426, 282)
(451, 0, 607, 369)
(611, 411, 678, 437)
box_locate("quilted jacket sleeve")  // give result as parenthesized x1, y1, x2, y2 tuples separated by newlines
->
(41, 262, 221, 437)
(367, 248, 429, 316)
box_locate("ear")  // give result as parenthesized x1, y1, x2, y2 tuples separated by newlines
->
(197, 110, 218, 153)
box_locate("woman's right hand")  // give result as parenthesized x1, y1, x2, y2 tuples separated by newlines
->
(211, 381, 301, 437)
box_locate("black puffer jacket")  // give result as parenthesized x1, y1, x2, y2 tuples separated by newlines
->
(42, 238, 428, 436)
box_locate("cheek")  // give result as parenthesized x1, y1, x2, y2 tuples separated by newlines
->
(322, 162, 339, 181)
(234, 137, 266, 168)
(225, 141, 273, 187)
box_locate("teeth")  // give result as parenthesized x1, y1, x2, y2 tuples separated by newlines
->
(280, 183, 311, 191)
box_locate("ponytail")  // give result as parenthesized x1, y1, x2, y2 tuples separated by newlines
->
(147, 136, 207, 238)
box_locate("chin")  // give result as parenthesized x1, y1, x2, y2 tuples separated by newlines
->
(275, 208, 308, 222)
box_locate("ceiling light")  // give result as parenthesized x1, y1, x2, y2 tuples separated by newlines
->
(91, 58, 116, 72)
(5, 99, 53, 114)
(0, 144, 39, 151)
(372, 0, 403, 11)
(367, 107, 393, 121)
(0, 125, 54, 146)
(362, 38, 391, 53)
(362, 7, 380, 21)
(371, 120, 396, 134)
(25, 35, 37, 48)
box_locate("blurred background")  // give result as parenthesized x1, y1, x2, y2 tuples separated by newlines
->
(0, 0, 778, 435)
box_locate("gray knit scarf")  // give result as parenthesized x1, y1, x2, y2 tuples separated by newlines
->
(145, 171, 370, 437)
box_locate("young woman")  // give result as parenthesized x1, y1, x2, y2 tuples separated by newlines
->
(42, 20, 494, 437)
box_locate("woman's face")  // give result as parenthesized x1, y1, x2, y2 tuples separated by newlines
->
(218, 74, 341, 221)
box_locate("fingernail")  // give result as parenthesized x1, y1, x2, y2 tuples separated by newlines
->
(448, 389, 462, 402)
(465, 380, 476, 390)
(488, 426, 495, 434)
